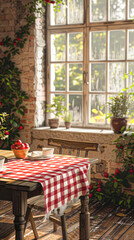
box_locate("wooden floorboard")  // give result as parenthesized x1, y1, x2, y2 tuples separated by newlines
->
(0, 200, 133, 240)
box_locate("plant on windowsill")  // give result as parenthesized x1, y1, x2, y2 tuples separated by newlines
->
(106, 93, 131, 134)
(64, 111, 72, 129)
(46, 95, 66, 128)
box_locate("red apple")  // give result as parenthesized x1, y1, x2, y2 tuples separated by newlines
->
(19, 143, 26, 149)
(15, 139, 22, 145)
(14, 146, 19, 150)
(24, 143, 29, 149)
(11, 144, 15, 149)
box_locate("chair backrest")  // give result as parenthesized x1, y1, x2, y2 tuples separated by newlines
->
(48, 138, 100, 158)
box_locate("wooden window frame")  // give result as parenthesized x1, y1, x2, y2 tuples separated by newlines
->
(46, 0, 134, 128)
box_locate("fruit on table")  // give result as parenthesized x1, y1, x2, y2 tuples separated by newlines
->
(11, 140, 30, 159)
(11, 140, 29, 150)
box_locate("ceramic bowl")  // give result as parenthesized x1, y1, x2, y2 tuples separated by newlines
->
(42, 148, 54, 157)
(12, 148, 30, 159)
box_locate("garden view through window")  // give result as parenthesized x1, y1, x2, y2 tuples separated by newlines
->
(47, 0, 134, 127)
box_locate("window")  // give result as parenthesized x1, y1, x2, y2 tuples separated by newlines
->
(46, 0, 134, 127)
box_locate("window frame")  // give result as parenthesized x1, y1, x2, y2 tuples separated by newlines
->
(46, 0, 134, 128)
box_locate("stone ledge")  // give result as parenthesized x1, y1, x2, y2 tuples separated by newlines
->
(31, 127, 119, 145)
(30, 127, 124, 178)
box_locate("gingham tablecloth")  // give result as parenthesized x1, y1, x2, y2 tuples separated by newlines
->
(3, 155, 90, 216)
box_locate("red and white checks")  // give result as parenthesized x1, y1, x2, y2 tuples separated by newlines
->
(4, 156, 90, 215)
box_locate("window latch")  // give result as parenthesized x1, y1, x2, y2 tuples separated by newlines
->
(83, 71, 89, 85)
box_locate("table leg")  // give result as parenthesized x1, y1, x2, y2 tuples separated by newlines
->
(12, 191, 27, 240)
(79, 195, 90, 240)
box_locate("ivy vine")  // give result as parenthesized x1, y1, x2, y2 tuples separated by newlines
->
(0, 0, 64, 148)
(89, 130, 134, 209)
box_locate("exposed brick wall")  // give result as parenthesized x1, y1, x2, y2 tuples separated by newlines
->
(0, 0, 46, 144)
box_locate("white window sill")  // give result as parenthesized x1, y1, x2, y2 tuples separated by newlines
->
(32, 127, 115, 135)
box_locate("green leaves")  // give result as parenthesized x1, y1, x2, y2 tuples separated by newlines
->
(47, 96, 67, 118)
(0, 54, 28, 147)
(127, 174, 134, 183)
(0, 0, 65, 147)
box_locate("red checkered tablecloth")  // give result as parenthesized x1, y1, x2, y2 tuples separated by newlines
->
(3, 155, 90, 215)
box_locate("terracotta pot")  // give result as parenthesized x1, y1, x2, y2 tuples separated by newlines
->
(48, 118, 59, 128)
(65, 122, 71, 129)
(110, 117, 127, 134)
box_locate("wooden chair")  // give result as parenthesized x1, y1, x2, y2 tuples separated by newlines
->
(0, 139, 99, 240)
(28, 139, 100, 240)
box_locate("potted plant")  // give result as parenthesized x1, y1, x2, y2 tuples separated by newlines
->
(64, 111, 72, 129)
(107, 94, 130, 133)
(46, 96, 66, 128)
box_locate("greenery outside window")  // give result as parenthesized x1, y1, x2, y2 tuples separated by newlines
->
(46, 0, 134, 127)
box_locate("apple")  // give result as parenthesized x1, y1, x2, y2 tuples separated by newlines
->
(24, 143, 29, 149)
(15, 139, 22, 145)
(11, 144, 15, 149)
(14, 146, 19, 150)
(11, 140, 30, 150)
(19, 143, 26, 149)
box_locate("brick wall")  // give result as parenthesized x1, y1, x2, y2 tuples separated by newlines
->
(0, 0, 46, 144)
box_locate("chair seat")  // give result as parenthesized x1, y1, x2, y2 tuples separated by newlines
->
(28, 194, 81, 240)
(28, 195, 45, 211)
(28, 194, 81, 217)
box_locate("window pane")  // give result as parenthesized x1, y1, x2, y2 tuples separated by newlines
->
(50, 4, 66, 25)
(89, 94, 105, 123)
(109, 30, 125, 60)
(68, 0, 83, 24)
(90, 31, 106, 60)
(109, 0, 125, 21)
(90, 63, 106, 91)
(90, 0, 106, 22)
(128, 30, 134, 60)
(69, 64, 83, 91)
(128, 0, 134, 19)
(129, 103, 134, 124)
(69, 32, 83, 61)
(51, 34, 66, 61)
(108, 62, 125, 92)
(69, 95, 82, 122)
(127, 62, 134, 90)
(51, 64, 65, 91)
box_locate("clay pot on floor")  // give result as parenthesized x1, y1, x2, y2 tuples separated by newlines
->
(110, 117, 127, 134)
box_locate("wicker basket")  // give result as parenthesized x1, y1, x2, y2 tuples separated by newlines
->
(12, 148, 30, 159)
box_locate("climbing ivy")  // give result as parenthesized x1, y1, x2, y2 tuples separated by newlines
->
(0, 0, 64, 148)
(89, 130, 134, 209)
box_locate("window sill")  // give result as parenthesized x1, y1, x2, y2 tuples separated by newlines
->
(33, 126, 114, 134)
(32, 127, 133, 149)
(31, 127, 121, 154)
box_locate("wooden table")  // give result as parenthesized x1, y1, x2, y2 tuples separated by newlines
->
(0, 150, 97, 240)
(0, 150, 42, 239)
